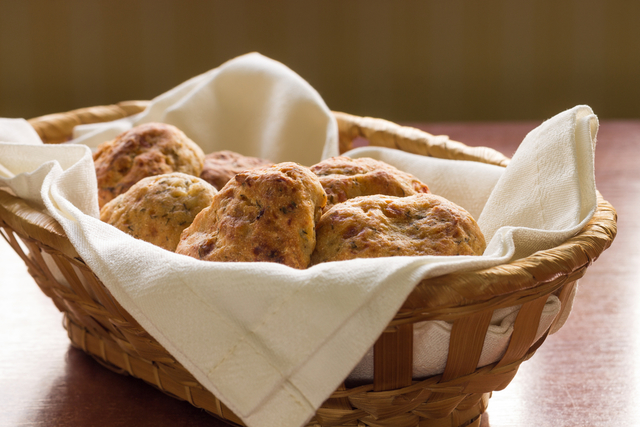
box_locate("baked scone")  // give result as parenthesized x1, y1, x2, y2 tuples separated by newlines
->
(100, 173, 217, 251)
(311, 193, 486, 265)
(176, 162, 327, 269)
(310, 156, 430, 211)
(94, 122, 205, 208)
(200, 150, 273, 190)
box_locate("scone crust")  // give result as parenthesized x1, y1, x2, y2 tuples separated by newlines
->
(310, 156, 429, 211)
(176, 162, 327, 269)
(200, 150, 273, 190)
(93, 122, 205, 208)
(100, 173, 217, 251)
(311, 193, 486, 265)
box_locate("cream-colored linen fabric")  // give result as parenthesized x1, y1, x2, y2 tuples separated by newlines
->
(71, 52, 339, 166)
(0, 53, 598, 427)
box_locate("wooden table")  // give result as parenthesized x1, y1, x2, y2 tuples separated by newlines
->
(0, 120, 633, 426)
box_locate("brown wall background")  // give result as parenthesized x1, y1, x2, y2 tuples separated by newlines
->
(1, 0, 638, 122)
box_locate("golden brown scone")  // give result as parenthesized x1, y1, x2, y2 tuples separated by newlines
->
(176, 162, 327, 269)
(93, 122, 205, 208)
(310, 193, 486, 265)
(310, 156, 430, 211)
(100, 173, 217, 252)
(200, 150, 274, 190)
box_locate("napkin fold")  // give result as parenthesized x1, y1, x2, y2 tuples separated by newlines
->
(72, 52, 339, 166)
(0, 53, 598, 427)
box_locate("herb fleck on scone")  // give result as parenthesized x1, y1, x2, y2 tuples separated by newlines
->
(200, 150, 273, 190)
(310, 156, 429, 212)
(100, 173, 217, 251)
(311, 193, 486, 265)
(94, 122, 205, 208)
(176, 162, 327, 269)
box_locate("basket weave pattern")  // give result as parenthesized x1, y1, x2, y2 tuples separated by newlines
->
(0, 103, 617, 427)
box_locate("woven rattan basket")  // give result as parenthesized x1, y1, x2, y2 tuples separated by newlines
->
(0, 101, 617, 427)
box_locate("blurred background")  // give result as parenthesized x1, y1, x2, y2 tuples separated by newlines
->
(1, 0, 638, 123)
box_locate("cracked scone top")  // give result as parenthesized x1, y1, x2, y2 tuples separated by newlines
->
(100, 173, 217, 251)
(93, 122, 205, 208)
(310, 156, 430, 212)
(176, 162, 327, 269)
(200, 150, 273, 190)
(311, 193, 486, 265)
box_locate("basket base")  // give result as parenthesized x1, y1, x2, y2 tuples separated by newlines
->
(63, 314, 246, 426)
(63, 314, 490, 427)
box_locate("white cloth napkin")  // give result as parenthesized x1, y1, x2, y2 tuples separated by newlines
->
(71, 52, 339, 166)
(0, 53, 598, 427)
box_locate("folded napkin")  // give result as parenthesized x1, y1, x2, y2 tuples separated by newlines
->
(0, 53, 598, 427)
(71, 52, 339, 165)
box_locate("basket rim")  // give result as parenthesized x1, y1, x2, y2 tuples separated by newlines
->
(401, 193, 614, 319)
(9, 102, 617, 318)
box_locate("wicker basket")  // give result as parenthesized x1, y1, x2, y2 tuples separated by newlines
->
(0, 102, 617, 427)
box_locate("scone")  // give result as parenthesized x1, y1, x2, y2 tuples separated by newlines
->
(311, 193, 486, 265)
(94, 122, 205, 208)
(310, 156, 430, 211)
(200, 150, 273, 190)
(176, 162, 327, 269)
(100, 173, 217, 251)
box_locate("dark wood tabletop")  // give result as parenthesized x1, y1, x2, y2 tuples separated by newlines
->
(0, 119, 633, 427)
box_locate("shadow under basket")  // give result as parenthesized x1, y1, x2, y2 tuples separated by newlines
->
(0, 101, 617, 427)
